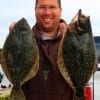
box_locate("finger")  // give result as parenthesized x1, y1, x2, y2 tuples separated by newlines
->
(9, 22, 16, 32)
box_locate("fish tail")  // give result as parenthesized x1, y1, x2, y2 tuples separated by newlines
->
(9, 88, 25, 100)
(73, 95, 86, 100)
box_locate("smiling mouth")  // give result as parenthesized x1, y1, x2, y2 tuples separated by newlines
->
(43, 18, 52, 22)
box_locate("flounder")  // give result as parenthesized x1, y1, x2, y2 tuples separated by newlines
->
(1, 18, 39, 100)
(57, 9, 97, 100)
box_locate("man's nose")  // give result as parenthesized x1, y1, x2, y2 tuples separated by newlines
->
(44, 7, 52, 13)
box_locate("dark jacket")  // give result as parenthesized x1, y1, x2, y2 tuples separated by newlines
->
(22, 24, 74, 100)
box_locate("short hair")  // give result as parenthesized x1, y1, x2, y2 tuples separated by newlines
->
(35, 0, 61, 8)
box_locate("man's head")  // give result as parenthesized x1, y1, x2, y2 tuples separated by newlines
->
(35, 0, 61, 8)
(35, 0, 62, 33)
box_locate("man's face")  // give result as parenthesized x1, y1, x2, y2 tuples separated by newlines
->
(35, 0, 62, 32)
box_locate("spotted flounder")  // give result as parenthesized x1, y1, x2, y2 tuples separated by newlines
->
(57, 9, 97, 100)
(1, 18, 39, 100)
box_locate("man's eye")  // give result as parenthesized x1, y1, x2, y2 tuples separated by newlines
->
(37, 6, 59, 11)
(50, 6, 57, 10)
(39, 6, 45, 9)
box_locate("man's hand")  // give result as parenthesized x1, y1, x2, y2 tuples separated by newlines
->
(60, 22, 68, 33)
(9, 22, 16, 32)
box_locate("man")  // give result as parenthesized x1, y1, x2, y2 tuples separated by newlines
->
(10, 0, 74, 100)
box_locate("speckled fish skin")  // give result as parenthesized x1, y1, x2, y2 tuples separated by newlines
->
(62, 10, 97, 99)
(1, 18, 38, 100)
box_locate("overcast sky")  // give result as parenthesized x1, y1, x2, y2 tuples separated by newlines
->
(0, 0, 100, 48)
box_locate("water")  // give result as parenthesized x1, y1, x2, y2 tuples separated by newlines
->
(0, 64, 11, 87)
